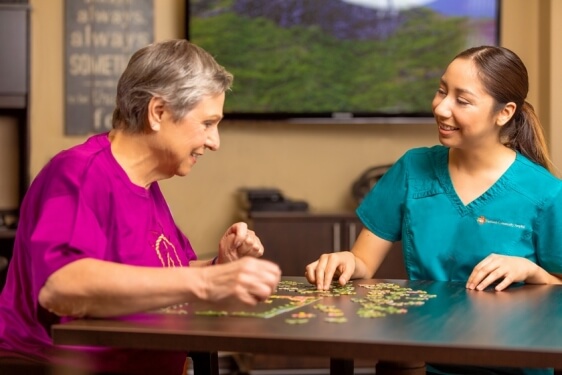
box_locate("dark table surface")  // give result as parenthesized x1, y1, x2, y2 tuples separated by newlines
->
(51, 277, 562, 371)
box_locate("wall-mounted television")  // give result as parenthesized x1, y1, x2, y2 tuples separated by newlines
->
(186, 0, 500, 123)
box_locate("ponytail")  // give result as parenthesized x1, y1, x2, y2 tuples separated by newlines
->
(456, 46, 555, 174)
(501, 101, 554, 173)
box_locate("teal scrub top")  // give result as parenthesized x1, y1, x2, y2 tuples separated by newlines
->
(357, 146, 562, 375)
(357, 145, 562, 282)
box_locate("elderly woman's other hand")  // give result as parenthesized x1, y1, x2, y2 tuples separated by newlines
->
(216, 222, 264, 263)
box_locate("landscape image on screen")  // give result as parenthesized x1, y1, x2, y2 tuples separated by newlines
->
(188, 0, 499, 119)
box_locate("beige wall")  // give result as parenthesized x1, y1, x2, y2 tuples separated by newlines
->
(548, 0, 562, 169)
(27, 0, 559, 258)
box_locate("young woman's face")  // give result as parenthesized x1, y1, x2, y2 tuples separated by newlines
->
(432, 58, 502, 150)
(158, 92, 225, 176)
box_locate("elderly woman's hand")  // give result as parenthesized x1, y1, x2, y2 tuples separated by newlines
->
(216, 222, 264, 264)
(202, 257, 281, 305)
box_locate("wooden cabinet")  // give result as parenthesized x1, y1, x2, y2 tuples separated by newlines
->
(0, 2, 30, 290)
(246, 211, 407, 278)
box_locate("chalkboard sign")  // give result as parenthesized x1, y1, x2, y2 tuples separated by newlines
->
(64, 0, 153, 135)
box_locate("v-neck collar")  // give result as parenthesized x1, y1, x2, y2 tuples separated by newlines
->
(434, 147, 516, 216)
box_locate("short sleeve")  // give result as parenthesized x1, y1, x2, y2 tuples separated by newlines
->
(29, 171, 107, 301)
(535, 187, 562, 274)
(356, 155, 408, 242)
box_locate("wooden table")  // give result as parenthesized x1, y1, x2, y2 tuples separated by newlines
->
(51, 278, 562, 375)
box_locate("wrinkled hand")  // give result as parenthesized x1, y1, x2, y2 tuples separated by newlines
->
(203, 257, 281, 305)
(466, 253, 539, 291)
(305, 251, 356, 290)
(217, 222, 264, 264)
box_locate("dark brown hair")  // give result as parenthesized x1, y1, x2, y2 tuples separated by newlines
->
(455, 46, 553, 172)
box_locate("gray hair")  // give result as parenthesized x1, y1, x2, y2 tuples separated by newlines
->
(112, 39, 233, 133)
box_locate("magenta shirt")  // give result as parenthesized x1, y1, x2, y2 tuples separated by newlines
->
(0, 133, 197, 373)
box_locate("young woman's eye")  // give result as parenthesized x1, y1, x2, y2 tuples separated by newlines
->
(437, 88, 446, 96)
(456, 98, 470, 105)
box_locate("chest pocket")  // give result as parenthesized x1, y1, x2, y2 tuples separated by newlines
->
(411, 179, 444, 200)
(404, 179, 454, 252)
(408, 179, 450, 224)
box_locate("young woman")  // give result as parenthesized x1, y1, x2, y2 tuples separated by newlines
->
(306, 46, 562, 375)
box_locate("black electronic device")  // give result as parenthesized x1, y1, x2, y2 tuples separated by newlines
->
(239, 188, 309, 212)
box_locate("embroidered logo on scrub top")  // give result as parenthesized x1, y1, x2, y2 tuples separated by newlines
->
(476, 216, 526, 229)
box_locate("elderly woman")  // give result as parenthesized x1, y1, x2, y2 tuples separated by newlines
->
(0, 39, 281, 374)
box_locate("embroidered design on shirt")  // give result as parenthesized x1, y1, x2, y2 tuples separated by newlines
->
(154, 234, 183, 267)
(476, 216, 525, 229)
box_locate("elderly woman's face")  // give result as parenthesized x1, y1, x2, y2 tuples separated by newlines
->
(159, 92, 225, 176)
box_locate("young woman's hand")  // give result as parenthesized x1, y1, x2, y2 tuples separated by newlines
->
(466, 253, 540, 291)
(305, 251, 356, 291)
